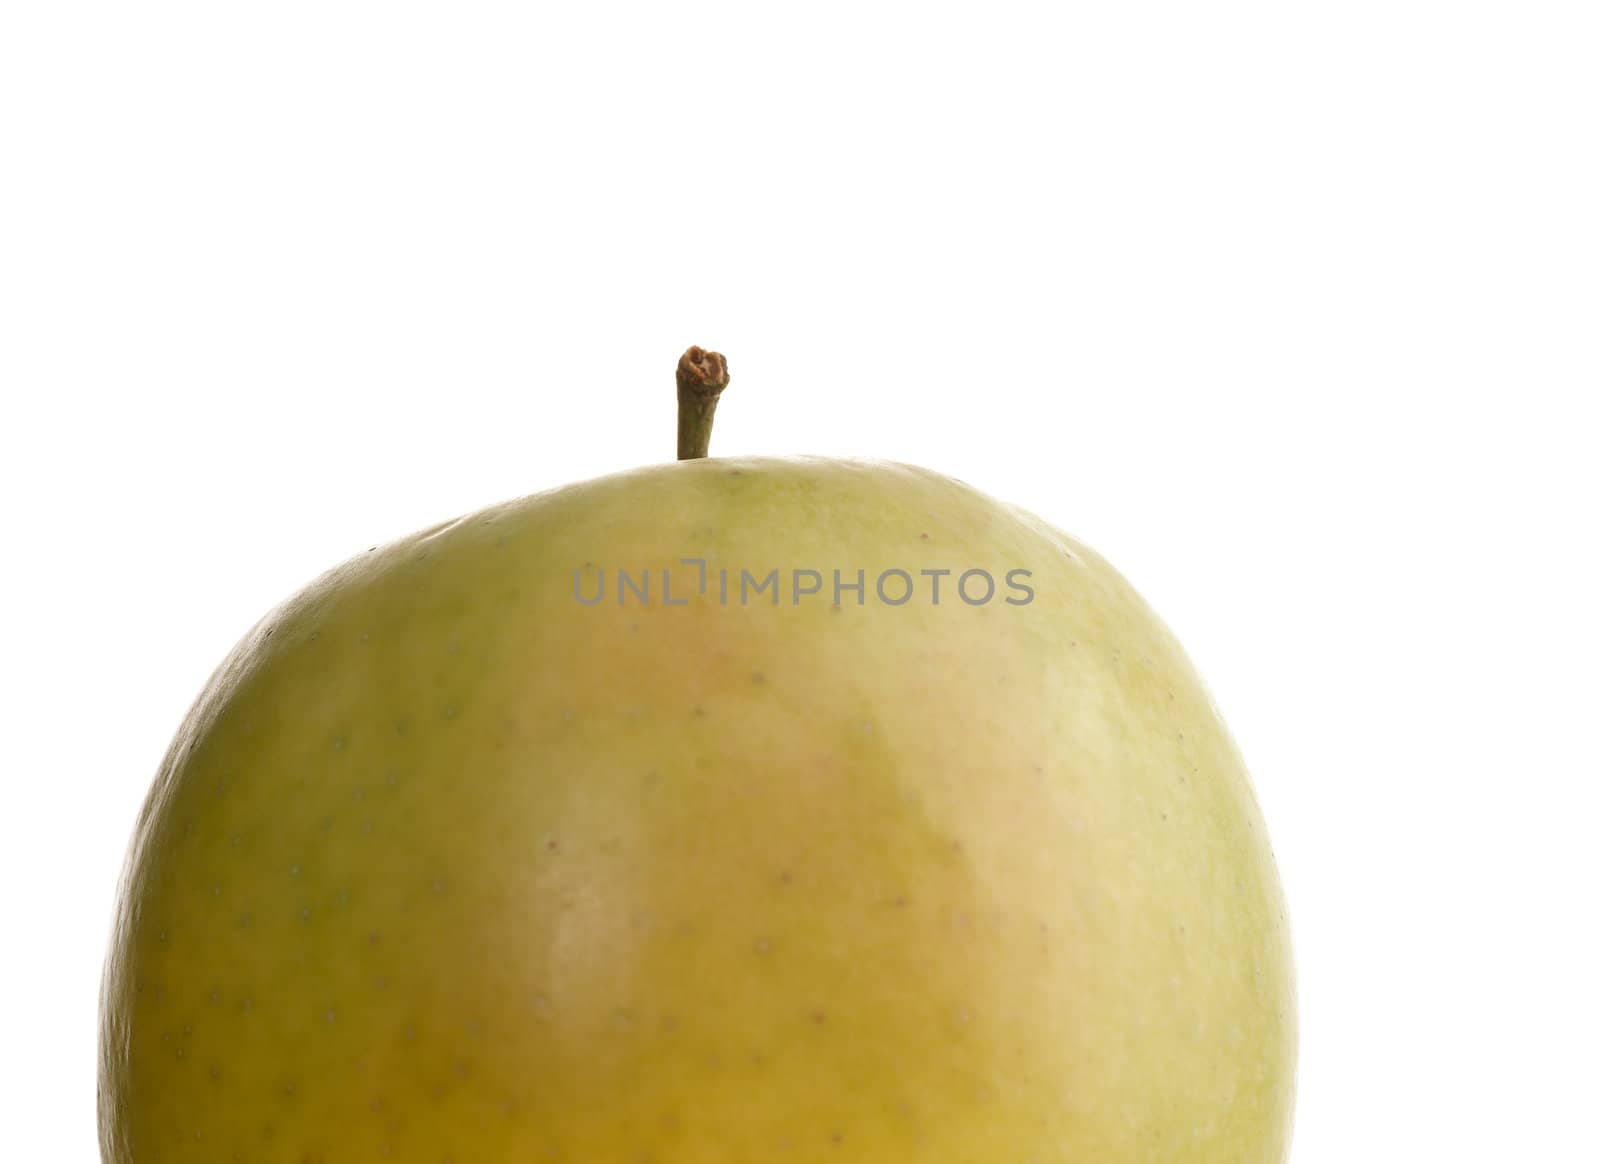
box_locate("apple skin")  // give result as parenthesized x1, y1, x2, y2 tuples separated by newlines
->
(100, 457, 1295, 1162)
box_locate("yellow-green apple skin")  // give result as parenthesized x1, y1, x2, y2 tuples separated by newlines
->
(100, 457, 1295, 1162)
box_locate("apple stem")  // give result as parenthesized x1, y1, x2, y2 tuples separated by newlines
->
(676, 346, 730, 459)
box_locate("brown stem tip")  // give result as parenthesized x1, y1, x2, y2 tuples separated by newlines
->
(676, 345, 730, 460)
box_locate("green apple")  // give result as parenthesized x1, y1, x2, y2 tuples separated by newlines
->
(100, 348, 1295, 1161)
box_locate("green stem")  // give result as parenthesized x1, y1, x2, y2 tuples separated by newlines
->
(676, 346, 730, 459)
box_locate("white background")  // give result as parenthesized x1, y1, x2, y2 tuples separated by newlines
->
(3, 3, 1596, 1160)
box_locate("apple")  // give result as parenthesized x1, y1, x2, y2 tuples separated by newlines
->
(100, 348, 1295, 1161)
